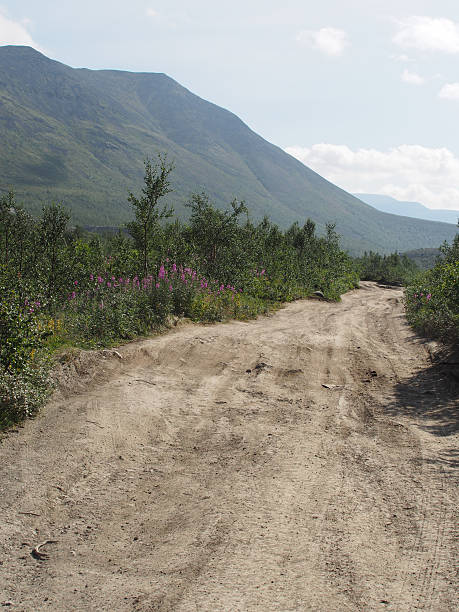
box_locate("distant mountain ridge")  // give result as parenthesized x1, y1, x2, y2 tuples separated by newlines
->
(355, 194, 459, 225)
(0, 45, 457, 254)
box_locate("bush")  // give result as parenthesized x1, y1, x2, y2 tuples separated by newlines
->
(0, 286, 51, 427)
(356, 251, 418, 285)
(0, 359, 51, 428)
(405, 259, 459, 343)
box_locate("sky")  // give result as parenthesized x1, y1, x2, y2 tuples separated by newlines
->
(1, 0, 459, 211)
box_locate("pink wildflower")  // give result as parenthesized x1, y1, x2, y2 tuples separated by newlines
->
(426, 293, 432, 301)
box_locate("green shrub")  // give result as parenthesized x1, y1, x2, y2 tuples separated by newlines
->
(0, 359, 51, 428)
(405, 257, 459, 343)
(0, 286, 51, 428)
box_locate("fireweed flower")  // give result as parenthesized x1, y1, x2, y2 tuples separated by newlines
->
(169, 284, 173, 291)
(156, 283, 160, 289)
(158, 265, 166, 279)
(426, 293, 432, 301)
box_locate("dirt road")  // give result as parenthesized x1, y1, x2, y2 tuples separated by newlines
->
(0, 282, 457, 611)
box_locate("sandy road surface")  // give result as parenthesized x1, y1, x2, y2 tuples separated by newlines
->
(0, 282, 457, 612)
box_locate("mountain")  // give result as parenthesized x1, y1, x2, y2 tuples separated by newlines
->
(355, 194, 459, 226)
(0, 46, 457, 254)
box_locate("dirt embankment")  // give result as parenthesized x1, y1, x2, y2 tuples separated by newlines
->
(0, 282, 457, 611)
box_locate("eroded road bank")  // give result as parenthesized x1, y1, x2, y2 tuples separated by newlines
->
(0, 282, 457, 611)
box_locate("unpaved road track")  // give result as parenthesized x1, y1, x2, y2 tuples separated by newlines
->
(0, 283, 457, 611)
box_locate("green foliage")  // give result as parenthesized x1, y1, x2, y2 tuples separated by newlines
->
(404, 233, 459, 344)
(39, 203, 71, 298)
(0, 286, 43, 372)
(126, 155, 174, 276)
(0, 283, 51, 427)
(0, 359, 51, 429)
(355, 251, 419, 285)
(403, 248, 442, 271)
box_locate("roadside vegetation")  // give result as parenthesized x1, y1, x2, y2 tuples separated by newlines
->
(0, 157, 359, 428)
(404, 232, 459, 344)
(355, 251, 419, 286)
(356, 238, 459, 345)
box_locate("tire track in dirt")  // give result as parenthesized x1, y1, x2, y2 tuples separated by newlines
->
(0, 282, 457, 611)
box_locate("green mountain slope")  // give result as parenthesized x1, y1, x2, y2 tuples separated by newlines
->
(0, 46, 457, 253)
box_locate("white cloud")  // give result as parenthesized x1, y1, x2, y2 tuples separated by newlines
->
(438, 82, 459, 100)
(391, 53, 413, 62)
(393, 16, 459, 53)
(296, 27, 349, 57)
(0, 10, 41, 49)
(146, 8, 158, 18)
(401, 69, 424, 85)
(285, 143, 459, 210)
